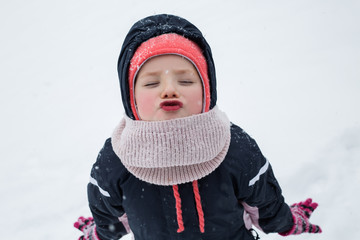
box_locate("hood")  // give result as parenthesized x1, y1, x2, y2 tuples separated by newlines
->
(117, 14, 217, 119)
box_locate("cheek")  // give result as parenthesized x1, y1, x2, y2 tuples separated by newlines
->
(135, 91, 157, 118)
(186, 88, 203, 114)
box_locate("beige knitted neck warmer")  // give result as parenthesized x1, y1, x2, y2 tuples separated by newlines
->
(111, 106, 231, 186)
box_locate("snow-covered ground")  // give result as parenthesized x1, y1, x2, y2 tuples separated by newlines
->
(1, 0, 359, 239)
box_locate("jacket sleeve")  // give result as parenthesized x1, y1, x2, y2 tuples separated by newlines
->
(231, 125, 293, 233)
(87, 139, 130, 240)
(241, 161, 293, 233)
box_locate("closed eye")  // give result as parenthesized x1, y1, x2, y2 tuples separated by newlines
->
(144, 82, 159, 87)
(179, 80, 194, 85)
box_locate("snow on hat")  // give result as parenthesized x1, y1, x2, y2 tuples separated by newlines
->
(128, 33, 210, 120)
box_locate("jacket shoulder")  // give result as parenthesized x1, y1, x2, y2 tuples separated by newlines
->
(90, 138, 129, 200)
(228, 123, 266, 164)
(223, 123, 268, 188)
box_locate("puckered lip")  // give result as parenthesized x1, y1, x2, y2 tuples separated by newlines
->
(160, 100, 183, 111)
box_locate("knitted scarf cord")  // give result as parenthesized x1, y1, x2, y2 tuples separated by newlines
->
(111, 106, 231, 185)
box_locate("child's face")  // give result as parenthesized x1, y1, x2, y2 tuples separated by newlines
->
(134, 55, 203, 121)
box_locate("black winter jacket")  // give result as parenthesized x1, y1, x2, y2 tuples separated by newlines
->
(87, 14, 293, 240)
(88, 124, 293, 240)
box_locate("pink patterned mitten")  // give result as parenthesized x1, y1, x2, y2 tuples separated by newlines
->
(280, 198, 322, 236)
(74, 216, 100, 240)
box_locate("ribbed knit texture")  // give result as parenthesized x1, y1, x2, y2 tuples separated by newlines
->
(111, 106, 231, 185)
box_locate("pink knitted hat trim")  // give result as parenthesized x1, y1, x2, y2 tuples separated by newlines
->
(128, 33, 210, 120)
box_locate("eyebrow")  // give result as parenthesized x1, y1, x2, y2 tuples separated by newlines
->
(137, 71, 159, 78)
(173, 69, 195, 75)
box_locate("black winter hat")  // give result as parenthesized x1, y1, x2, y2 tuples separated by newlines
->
(117, 14, 217, 120)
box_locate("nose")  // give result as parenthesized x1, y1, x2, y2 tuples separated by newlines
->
(160, 78, 179, 99)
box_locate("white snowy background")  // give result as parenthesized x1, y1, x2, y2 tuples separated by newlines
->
(1, 0, 359, 239)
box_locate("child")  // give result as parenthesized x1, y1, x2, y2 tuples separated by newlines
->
(74, 14, 322, 240)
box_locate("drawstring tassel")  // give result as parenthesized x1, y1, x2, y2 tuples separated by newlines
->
(250, 228, 260, 240)
(192, 180, 205, 233)
(172, 181, 205, 234)
(172, 185, 185, 233)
